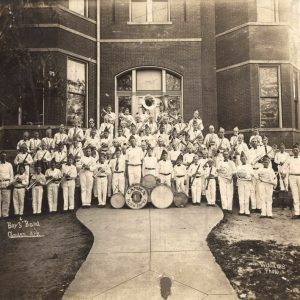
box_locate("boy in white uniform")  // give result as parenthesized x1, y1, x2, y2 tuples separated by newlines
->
(142, 147, 158, 177)
(188, 154, 203, 205)
(110, 147, 126, 195)
(12, 164, 28, 216)
(45, 160, 62, 213)
(158, 150, 173, 186)
(30, 163, 46, 214)
(274, 143, 290, 192)
(94, 153, 111, 207)
(204, 159, 217, 206)
(61, 155, 78, 211)
(236, 155, 254, 216)
(173, 155, 187, 194)
(14, 144, 33, 177)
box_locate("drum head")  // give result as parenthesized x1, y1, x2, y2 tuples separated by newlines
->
(151, 185, 173, 209)
(125, 185, 148, 209)
(173, 192, 188, 208)
(111, 192, 125, 209)
(141, 175, 157, 190)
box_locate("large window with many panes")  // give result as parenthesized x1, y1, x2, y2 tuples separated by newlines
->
(259, 66, 281, 128)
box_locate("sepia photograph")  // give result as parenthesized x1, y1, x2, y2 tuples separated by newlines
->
(0, 0, 299, 299)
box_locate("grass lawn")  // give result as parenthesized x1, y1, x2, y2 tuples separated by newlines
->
(207, 207, 300, 300)
(0, 207, 93, 300)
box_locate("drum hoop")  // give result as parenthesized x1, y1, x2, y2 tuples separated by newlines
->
(150, 184, 173, 208)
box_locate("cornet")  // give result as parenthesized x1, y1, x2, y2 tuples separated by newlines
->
(26, 179, 38, 191)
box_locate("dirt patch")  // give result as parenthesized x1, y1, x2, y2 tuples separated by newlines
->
(207, 208, 300, 300)
(0, 211, 93, 300)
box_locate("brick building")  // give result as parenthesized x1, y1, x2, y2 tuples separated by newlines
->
(0, 0, 299, 145)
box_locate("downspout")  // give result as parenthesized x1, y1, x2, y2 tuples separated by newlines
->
(96, 0, 100, 128)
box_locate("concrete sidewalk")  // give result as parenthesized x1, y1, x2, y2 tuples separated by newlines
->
(63, 205, 237, 300)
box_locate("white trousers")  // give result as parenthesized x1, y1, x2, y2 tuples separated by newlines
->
(0, 189, 11, 218)
(62, 180, 75, 210)
(128, 166, 141, 186)
(79, 170, 94, 206)
(191, 177, 202, 203)
(250, 177, 261, 209)
(219, 177, 233, 210)
(175, 177, 186, 194)
(32, 186, 43, 214)
(47, 183, 59, 212)
(93, 179, 98, 197)
(96, 177, 108, 205)
(112, 172, 125, 194)
(13, 188, 25, 215)
(206, 179, 216, 205)
(237, 180, 251, 214)
(289, 175, 300, 216)
(258, 182, 273, 217)
(159, 174, 172, 186)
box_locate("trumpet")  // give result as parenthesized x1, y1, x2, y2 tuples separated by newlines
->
(93, 167, 105, 178)
(26, 179, 38, 191)
(101, 108, 114, 120)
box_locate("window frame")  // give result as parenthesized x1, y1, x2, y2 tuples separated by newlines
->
(68, 0, 89, 17)
(128, 0, 172, 25)
(66, 57, 88, 127)
(256, 0, 279, 23)
(258, 65, 282, 129)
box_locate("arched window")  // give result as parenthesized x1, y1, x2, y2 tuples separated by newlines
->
(116, 68, 182, 121)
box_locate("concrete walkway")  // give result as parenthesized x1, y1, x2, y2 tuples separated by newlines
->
(63, 205, 237, 300)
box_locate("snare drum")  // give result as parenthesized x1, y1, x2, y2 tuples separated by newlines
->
(125, 185, 148, 209)
(173, 192, 188, 208)
(141, 174, 157, 190)
(151, 184, 173, 209)
(110, 192, 125, 209)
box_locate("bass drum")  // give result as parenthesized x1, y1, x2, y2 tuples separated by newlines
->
(110, 192, 125, 209)
(125, 185, 148, 209)
(173, 192, 188, 208)
(151, 184, 173, 209)
(141, 174, 157, 190)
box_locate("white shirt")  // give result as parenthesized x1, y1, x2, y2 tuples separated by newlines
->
(173, 164, 187, 178)
(142, 156, 158, 175)
(236, 164, 254, 181)
(17, 139, 30, 151)
(188, 162, 203, 177)
(42, 137, 55, 150)
(0, 161, 14, 182)
(34, 150, 52, 162)
(217, 137, 231, 152)
(110, 157, 126, 173)
(183, 153, 194, 166)
(168, 150, 181, 162)
(14, 173, 29, 188)
(79, 156, 97, 172)
(61, 164, 78, 178)
(54, 132, 68, 145)
(153, 146, 167, 160)
(126, 147, 144, 165)
(188, 118, 204, 131)
(158, 160, 173, 177)
(95, 162, 111, 177)
(68, 127, 84, 141)
(259, 145, 275, 159)
(53, 150, 68, 164)
(175, 122, 187, 134)
(286, 156, 300, 175)
(217, 160, 236, 179)
(274, 151, 290, 166)
(45, 168, 62, 181)
(29, 138, 42, 152)
(69, 146, 84, 160)
(14, 152, 33, 166)
(204, 133, 219, 148)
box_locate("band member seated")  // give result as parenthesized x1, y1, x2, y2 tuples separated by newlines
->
(110, 147, 126, 195)
(68, 120, 84, 144)
(257, 156, 277, 219)
(85, 118, 99, 140)
(53, 142, 68, 168)
(142, 146, 158, 177)
(79, 147, 97, 208)
(61, 154, 77, 211)
(54, 124, 68, 148)
(13, 164, 28, 216)
(17, 131, 31, 151)
(282, 144, 300, 219)
(14, 143, 33, 177)
(188, 153, 203, 205)
(30, 163, 46, 215)
(29, 131, 42, 156)
(34, 141, 52, 173)
(217, 150, 236, 213)
(173, 154, 187, 194)
(158, 149, 173, 186)
(94, 153, 111, 207)
(204, 159, 217, 206)
(236, 155, 254, 216)
(0, 151, 14, 218)
(126, 136, 144, 186)
(249, 127, 263, 147)
(274, 143, 290, 192)
(42, 127, 55, 152)
(45, 159, 62, 213)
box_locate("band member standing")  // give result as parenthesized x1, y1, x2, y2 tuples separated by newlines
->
(110, 147, 126, 195)
(29, 131, 42, 156)
(153, 137, 167, 161)
(260, 136, 275, 161)
(85, 118, 99, 140)
(230, 126, 239, 149)
(12, 164, 28, 216)
(204, 159, 217, 206)
(69, 138, 84, 162)
(54, 125, 68, 148)
(188, 121, 203, 145)
(168, 141, 181, 165)
(217, 150, 236, 212)
(187, 110, 204, 133)
(99, 115, 114, 140)
(94, 153, 111, 207)
(188, 153, 203, 205)
(17, 131, 31, 151)
(274, 143, 290, 191)
(106, 104, 117, 123)
(61, 154, 77, 211)
(158, 150, 173, 186)
(139, 106, 150, 123)
(42, 128, 55, 152)
(79, 147, 96, 208)
(233, 133, 249, 166)
(34, 141, 52, 172)
(142, 124, 156, 148)
(217, 127, 231, 153)
(30, 163, 46, 215)
(129, 123, 141, 146)
(173, 154, 187, 194)
(45, 160, 62, 213)
(249, 127, 263, 147)
(257, 156, 277, 218)
(283, 145, 300, 219)
(146, 115, 158, 135)
(142, 146, 158, 176)
(0, 151, 14, 218)
(236, 155, 254, 216)
(84, 128, 101, 150)
(14, 143, 33, 177)
(156, 124, 169, 147)
(174, 114, 187, 135)
(68, 121, 84, 144)
(126, 136, 144, 186)
(204, 125, 219, 157)
(53, 142, 68, 168)
(183, 144, 195, 167)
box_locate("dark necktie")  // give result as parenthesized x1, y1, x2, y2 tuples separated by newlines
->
(265, 145, 267, 154)
(115, 158, 119, 171)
